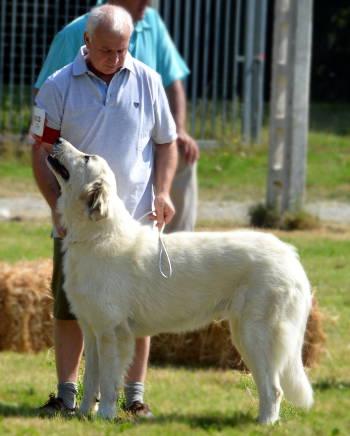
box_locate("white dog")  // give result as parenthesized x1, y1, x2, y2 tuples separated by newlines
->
(47, 138, 313, 424)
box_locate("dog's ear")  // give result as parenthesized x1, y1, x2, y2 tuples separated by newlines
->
(81, 179, 109, 221)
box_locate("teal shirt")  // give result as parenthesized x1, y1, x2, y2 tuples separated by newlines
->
(34, 8, 189, 89)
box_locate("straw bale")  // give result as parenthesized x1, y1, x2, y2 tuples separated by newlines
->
(302, 297, 326, 367)
(0, 260, 325, 370)
(0, 260, 53, 352)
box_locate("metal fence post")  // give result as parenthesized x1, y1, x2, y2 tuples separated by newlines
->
(232, 0, 242, 134)
(0, 0, 6, 133)
(242, 0, 255, 144)
(251, 0, 268, 144)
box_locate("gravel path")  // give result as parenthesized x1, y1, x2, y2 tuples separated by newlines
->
(1, 196, 350, 225)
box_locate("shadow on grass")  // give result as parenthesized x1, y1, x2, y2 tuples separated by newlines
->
(313, 379, 350, 391)
(142, 411, 254, 430)
(0, 402, 254, 430)
(0, 402, 39, 418)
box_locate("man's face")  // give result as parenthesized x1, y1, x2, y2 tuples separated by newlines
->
(85, 26, 130, 75)
(112, 0, 150, 22)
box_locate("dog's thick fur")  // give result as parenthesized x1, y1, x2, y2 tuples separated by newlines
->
(48, 138, 313, 424)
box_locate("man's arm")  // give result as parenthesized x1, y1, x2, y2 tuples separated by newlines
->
(152, 141, 178, 228)
(166, 80, 200, 165)
(32, 142, 65, 236)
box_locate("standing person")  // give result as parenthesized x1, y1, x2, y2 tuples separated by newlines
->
(34, 0, 199, 233)
(32, 4, 177, 417)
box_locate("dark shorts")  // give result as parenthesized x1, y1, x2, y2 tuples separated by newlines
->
(51, 238, 76, 320)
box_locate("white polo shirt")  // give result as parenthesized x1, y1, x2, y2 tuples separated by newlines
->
(35, 47, 177, 219)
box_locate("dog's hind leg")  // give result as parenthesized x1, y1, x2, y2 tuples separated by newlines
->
(229, 317, 283, 424)
(97, 322, 134, 420)
(79, 320, 99, 415)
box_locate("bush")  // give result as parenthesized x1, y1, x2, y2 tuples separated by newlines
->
(249, 203, 320, 230)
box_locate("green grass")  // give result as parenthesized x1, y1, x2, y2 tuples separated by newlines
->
(0, 224, 350, 434)
(1, 104, 350, 200)
(0, 152, 37, 197)
(0, 221, 52, 262)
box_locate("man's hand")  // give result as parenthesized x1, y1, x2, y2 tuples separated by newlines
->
(177, 130, 200, 165)
(31, 136, 54, 154)
(149, 192, 175, 229)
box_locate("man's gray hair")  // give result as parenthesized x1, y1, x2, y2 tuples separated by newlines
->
(87, 5, 134, 38)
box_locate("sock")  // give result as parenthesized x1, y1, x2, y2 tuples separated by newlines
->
(124, 382, 145, 408)
(57, 382, 78, 409)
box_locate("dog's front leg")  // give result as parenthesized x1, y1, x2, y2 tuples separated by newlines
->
(95, 329, 118, 419)
(97, 323, 135, 420)
(79, 320, 99, 415)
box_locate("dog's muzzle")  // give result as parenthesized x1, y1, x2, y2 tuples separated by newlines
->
(47, 154, 70, 180)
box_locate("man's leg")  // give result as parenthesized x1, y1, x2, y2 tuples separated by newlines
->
(125, 337, 150, 384)
(124, 336, 153, 417)
(165, 154, 197, 233)
(39, 238, 82, 415)
(54, 319, 84, 383)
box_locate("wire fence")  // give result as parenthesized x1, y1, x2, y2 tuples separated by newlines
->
(0, 0, 267, 146)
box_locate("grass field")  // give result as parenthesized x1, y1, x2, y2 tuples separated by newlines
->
(0, 223, 350, 435)
(0, 104, 349, 434)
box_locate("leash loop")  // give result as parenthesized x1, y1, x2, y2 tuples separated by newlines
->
(137, 211, 173, 279)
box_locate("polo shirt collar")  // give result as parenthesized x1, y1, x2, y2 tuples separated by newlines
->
(123, 52, 136, 74)
(72, 46, 89, 76)
(72, 46, 136, 77)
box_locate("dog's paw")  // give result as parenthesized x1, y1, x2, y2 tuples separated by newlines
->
(79, 403, 92, 416)
(97, 403, 116, 420)
(258, 414, 280, 425)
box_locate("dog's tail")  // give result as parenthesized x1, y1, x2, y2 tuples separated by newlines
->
(280, 355, 313, 409)
(278, 311, 314, 409)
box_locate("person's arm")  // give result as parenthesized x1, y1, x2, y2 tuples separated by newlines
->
(166, 80, 200, 165)
(31, 79, 65, 235)
(152, 140, 178, 228)
(32, 142, 65, 236)
(152, 10, 199, 165)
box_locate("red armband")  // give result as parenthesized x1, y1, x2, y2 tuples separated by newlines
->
(42, 126, 61, 144)
(30, 106, 60, 145)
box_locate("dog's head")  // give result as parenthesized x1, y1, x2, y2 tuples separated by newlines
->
(47, 137, 116, 222)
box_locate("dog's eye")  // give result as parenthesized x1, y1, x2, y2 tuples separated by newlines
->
(84, 155, 90, 164)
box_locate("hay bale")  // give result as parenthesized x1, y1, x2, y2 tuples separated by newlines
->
(0, 260, 325, 370)
(0, 260, 53, 352)
(302, 297, 326, 367)
(150, 320, 247, 371)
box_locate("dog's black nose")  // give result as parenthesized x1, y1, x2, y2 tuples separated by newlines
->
(53, 137, 63, 152)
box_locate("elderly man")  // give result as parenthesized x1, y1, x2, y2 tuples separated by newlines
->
(32, 4, 177, 417)
(34, 0, 199, 233)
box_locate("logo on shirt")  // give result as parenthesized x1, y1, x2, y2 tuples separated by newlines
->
(134, 102, 140, 108)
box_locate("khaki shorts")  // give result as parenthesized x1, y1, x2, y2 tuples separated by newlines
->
(51, 238, 76, 320)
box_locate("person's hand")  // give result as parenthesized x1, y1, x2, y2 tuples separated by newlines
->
(149, 192, 175, 229)
(51, 209, 66, 238)
(177, 130, 200, 164)
(31, 134, 54, 154)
